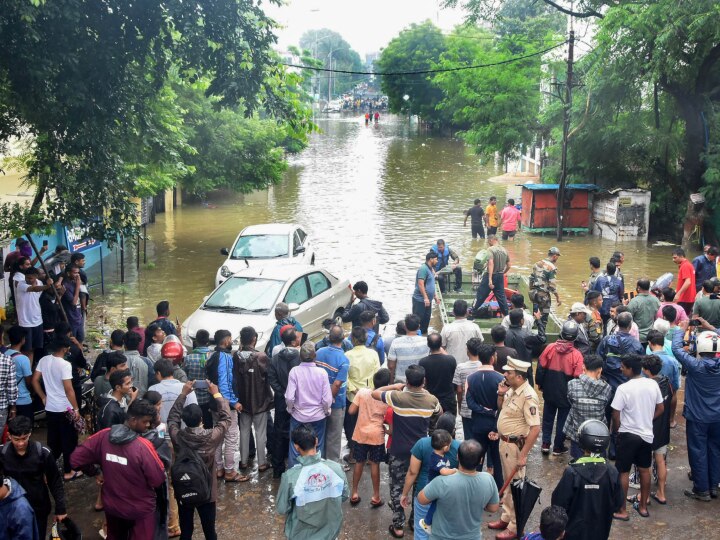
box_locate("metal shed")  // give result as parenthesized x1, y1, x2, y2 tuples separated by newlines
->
(592, 188, 651, 241)
(520, 183, 600, 234)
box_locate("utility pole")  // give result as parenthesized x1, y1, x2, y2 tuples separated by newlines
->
(327, 53, 333, 104)
(556, 30, 574, 241)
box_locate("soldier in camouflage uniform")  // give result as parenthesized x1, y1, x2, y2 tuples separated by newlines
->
(529, 247, 562, 340)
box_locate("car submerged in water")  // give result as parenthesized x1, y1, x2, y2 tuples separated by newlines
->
(183, 265, 352, 352)
(215, 223, 315, 287)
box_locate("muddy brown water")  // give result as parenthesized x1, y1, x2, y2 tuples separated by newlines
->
(91, 113, 685, 337)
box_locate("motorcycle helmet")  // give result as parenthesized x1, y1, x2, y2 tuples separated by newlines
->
(161, 340, 185, 365)
(578, 419, 610, 453)
(696, 330, 720, 355)
(560, 320, 579, 341)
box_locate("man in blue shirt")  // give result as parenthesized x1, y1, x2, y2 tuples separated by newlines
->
(267, 302, 303, 355)
(593, 262, 624, 328)
(413, 252, 439, 335)
(671, 318, 720, 501)
(431, 239, 463, 294)
(5, 326, 33, 421)
(692, 246, 718, 292)
(315, 326, 350, 463)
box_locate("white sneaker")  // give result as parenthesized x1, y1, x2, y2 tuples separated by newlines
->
(419, 519, 431, 533)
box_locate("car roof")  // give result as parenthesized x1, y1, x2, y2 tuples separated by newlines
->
(240, 223, 301, 235)
(225, 264, 324, 281)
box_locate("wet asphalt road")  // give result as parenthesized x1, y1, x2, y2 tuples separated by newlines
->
(60, 406, 716, 540)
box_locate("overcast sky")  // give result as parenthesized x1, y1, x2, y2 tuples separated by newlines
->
(264, 0, 469, 57)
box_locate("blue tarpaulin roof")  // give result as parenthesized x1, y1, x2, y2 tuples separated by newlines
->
(518, 183, 600, 191)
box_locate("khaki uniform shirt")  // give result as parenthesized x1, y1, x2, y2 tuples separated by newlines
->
(497, 380, 540, 437)
(530, 259, 558, 293)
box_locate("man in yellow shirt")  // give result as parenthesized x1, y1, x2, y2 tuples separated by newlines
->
(485, 196, 499, 235)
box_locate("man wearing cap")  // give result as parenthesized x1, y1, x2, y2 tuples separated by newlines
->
(413, 252, 440, 335)
(529, 248, 562, 340)
(473, 235, 510, 317)
(568, 303, 594, 356)
(488, 358, 540, 540)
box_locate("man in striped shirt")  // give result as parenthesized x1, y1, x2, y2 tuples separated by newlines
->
(373, 365, 441, 538)
(388, 314, 429, 384)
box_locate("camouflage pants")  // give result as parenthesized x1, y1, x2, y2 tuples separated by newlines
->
(388, 453, 412, 530)
(530, 289, 552, 341)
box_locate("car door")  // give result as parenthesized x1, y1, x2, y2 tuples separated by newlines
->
(291, 230, 306, 264)
(297, 228, 312, 263)
(304, 270, 335, 335)
(283, 275, 312, 329)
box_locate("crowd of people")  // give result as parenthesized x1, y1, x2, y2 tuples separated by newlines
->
(1, 224, 720, 540)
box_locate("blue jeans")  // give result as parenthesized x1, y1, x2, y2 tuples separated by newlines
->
(412, 298, 432, 335)
(288, 417, 327, 467)
(473, 273, 508, 316)
(686, 418, 720, 493)
(542, 402, 570, 449)
(413, 497, 431, 540)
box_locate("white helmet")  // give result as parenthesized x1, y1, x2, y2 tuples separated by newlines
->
(696, 331, 720, 355)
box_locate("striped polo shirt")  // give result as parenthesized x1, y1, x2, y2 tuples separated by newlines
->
(382, 389, 441, 456)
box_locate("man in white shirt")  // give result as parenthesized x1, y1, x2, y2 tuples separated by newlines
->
(611, 355, 664, 520)
(441, 299, 483, 364)
(31, 335, 82, 481)
(388, 314, 429, 384)
(15, 267, 54, 359)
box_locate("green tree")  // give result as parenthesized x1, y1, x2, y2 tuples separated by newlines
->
(434, 26, 558, 162)
(376, 21, 448, 125)
(299, 29, 365, 99)
(0, 0, 304, 242)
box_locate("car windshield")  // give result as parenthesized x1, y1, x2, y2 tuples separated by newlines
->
(203, 277, 284, 312)
(231, 234, 288, 259)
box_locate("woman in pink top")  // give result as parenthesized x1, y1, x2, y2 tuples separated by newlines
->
(656, 288, 689, 323)
(499, 199, 522, 241)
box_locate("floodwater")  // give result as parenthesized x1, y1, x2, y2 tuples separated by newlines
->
(93, 113, 682, 335)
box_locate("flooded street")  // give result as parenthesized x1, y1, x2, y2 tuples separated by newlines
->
(66, 113, 713, 539)
(94, 113, 683, 334)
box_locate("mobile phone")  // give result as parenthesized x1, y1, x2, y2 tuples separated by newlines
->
(131, 386, 137, 392)
(689, 319, 702, 326)
(194, 380, 209, 389)
(42, 239, 49, 247)
(300, 332, 309, 345)
(175, 317, 180, 326)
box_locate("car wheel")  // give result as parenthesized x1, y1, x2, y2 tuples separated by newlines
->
(333, 308, 344, 326)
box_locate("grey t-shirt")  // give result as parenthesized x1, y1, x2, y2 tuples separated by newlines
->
(422, 471, 499, 540)
(388, 335, 430, 383)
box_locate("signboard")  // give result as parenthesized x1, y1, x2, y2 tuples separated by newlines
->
(65, 225, 100, 253)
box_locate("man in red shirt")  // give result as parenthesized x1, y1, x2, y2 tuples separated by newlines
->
(673, 247, 696, 315)
(499, 199, 522, 241)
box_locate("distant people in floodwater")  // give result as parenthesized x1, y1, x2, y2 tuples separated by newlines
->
(374, 112, 379, 123)
(365, 113, 370, 125)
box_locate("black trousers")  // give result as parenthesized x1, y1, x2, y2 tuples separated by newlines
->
(272, 408, 290, 475)
(179, 501, 216, 540)
(46, 411, 78, 474)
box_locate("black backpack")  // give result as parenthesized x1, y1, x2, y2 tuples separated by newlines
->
(170, 446, 212, 506)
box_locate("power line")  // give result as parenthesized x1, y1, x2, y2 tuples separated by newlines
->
(282, 40, 567, 76)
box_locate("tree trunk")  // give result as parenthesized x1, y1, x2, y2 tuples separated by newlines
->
(676, 95, 707, 249)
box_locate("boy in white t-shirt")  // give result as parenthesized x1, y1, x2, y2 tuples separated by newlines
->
(610, 355, 664, 520)
(31, 335, 82, 481)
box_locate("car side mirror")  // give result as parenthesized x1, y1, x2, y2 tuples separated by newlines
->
(288, 303, 300, 312)
(294, 246, 306, 254)
(220, 247, 229, 256)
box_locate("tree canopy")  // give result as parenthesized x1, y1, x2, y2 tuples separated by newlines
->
(299, 29, 365, 99)
(0, 0, 311, 242)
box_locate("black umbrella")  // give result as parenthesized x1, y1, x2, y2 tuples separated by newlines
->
(511, 477, 543, 538)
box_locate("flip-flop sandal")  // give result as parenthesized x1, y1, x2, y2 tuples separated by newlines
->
(633, 501, 650, 518)
(224, 472, 250, 483)
(258, 464, 271, 473)
(626, 494, 649, 505)
(651, 493, 667, 505)
(350, 496, 361, 506)
(388, 525, 404, 538)
(612, 513, 630, 521)
(370, 498, 384, 508)
(64, 471, 84, 482)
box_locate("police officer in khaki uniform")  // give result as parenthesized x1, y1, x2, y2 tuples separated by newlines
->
(488, 357, 541, 540)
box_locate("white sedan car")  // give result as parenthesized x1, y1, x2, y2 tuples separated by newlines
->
(183, 265, 351, 352)
(216, 223, 315, 287)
